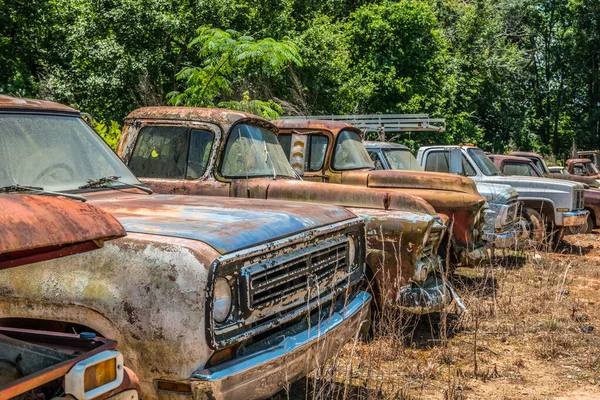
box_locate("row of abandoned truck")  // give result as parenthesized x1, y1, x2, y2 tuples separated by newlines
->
(0, 95, 590, 400)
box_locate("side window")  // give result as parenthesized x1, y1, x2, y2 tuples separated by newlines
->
(129, 126, 189, 179)
(462, 156, 477, 176)
(424, 151, 450, 173)
(187, 130, 215, 179)
(573, 165, 584, 175)
(278, 134, 291, 160)
(369, 151, 385, 170)
(307, 135, 328, 171)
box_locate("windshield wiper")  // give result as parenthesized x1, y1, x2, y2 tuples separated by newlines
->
(78, 176, 153, 194)
(0, 184, 87, 202)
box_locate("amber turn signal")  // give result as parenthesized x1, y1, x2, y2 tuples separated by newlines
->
(155, 379, 193, 393)
(84, 357, 117, 391)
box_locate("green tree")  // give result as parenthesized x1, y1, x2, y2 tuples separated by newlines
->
(167, 27, 301, 118)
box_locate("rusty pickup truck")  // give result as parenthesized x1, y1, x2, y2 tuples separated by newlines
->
(115, 107, 463, 316)
(0, 194, 139, 400)
(365, 141, 525, 252)
(0, 95, 371, 400)
(272, 120, 488, 264)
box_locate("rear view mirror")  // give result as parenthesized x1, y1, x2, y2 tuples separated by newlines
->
(290, 134, 307, 176)
(448, 149, 463, 175)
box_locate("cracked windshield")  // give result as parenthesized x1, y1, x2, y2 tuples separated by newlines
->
(221, 124, 296, 178)
(333, 130, 373, 170)
(0, 114, 139, 192)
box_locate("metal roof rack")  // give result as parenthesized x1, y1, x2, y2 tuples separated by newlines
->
(281, 114, 446, 133)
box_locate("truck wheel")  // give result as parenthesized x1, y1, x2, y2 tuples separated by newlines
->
(567, 214, 593, 235)
(522, 208, 545, 245)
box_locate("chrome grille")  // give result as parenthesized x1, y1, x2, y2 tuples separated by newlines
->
(422, 225, 443, 258)
(574, 190, 585, 210)
(248, 240, 348, 310)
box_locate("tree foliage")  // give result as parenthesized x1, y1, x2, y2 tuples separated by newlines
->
(1, 0, 599, 156)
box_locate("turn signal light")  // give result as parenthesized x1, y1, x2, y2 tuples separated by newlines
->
(155, 379, 193, 393)
(84, 357, 117, 391)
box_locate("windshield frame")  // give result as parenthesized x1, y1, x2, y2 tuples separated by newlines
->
(217, 122, 298, 180)
(467, 147, 501, 176)
(0, 112, 142, 193)
(331, 129, 374, 171)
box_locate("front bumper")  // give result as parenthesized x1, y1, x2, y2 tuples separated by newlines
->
(562, 210, 589, 227)
(396, 275, 463, 315)
(482, 221, 526, 249)
(190, 292, 371, 400)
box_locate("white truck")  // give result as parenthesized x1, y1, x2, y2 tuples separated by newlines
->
(416, 145, 588, 245)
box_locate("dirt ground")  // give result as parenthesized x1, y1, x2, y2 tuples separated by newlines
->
(287, 233, 600, 400)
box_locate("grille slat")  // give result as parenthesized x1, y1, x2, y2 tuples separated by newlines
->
(422, 229, 442, 258)
(244, 238, 349, 311)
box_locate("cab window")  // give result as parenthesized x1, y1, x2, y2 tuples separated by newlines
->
(129, 126, 189, 179)
(424, 151, 450, 173)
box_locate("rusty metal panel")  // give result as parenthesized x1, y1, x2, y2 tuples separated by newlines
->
(0, 95, 79, 115)
(85, 191, 357, 254)
(0, 194, 126, 270)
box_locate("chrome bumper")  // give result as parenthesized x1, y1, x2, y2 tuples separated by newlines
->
(191, 292, 371, 400)
(396, 276, 464, 315)
(482, 223, 523, 249)
(562, 210, 589, 227)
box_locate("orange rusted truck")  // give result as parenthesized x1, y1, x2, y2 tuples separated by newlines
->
(272, 119, 488, 264)
(0, 96, 370, 400)
(115, 107, 466, 316)
(0, 194, 140, 400)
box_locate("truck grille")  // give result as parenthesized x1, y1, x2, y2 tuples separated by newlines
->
(213, 233, 361, 348)
(574, 189, 585, 210)
(248, 240, 348, 309)
(422, 224, 444, 258)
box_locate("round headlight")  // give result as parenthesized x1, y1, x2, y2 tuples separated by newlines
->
(347, 235, 356, 266)
(213, 277, 232, 323)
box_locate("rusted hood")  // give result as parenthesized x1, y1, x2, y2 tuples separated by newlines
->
(255, 179, 437, 216)
(87, 192, 356, 254)
(0, 194, 125, 269)
(346, 169, 480, 195)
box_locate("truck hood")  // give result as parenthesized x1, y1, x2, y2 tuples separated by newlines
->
(250, 179, 437, 216)
(0, 194, 126, 269)
(345, 169, 480, 194)
(474, 175, 583, 193)
(87, 192, 356, 254)
(475, 182, 519, 204)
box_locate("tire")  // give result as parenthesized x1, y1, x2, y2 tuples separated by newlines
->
(521, 207, 545, 246)
(567, 213, 593, 235)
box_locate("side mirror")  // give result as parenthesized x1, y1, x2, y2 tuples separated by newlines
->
(448, 149, 463, 175)
(290, 134, 307, 176)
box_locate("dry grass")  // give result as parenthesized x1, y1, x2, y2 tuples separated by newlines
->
(286, 233, 600, 400)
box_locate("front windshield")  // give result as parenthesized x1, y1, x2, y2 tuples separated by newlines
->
(333, 130, 374, 170)
(383, 149, 423, 171)
(585, 162, 599, 174)
(0, 114, 139, 191)
(503, 162, 541, 177)
(531, 158, 547, 174)
(221, 124, 296, 178)
(467, 148, 501, 176)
